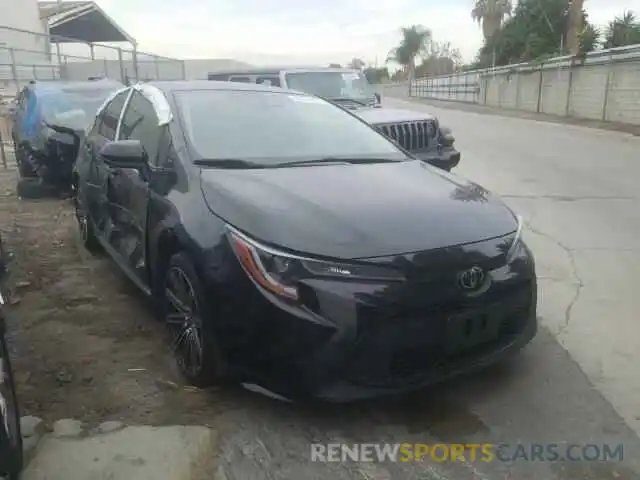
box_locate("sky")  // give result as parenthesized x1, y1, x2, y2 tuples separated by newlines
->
(94, 0, 640, 66)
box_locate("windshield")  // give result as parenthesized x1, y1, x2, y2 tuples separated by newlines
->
(38, 87, 118, 129)
(175, 89, 407, 165)
(284, 71, 376, 101)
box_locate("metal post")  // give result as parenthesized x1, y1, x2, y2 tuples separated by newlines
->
(564, 64, 574, 117)
(514, 70, 521, 109)
(601, 54, 614, 121)
(32, 64, 37, 80)
(180, 60, 187, 80)
(482, 75, 488, 105)
(8, 49, 19, 93)
(536, 66, 544, 113)
(89, 43, 95, 60)
(55, 42, 62, 66)
(117, 48, 125, 83)
(0, 132, 7, 169)
(154, 58, 160, 80)
(132, 44, 139, 82)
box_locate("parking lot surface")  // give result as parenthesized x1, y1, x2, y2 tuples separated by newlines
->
(2, 95, 640, 479)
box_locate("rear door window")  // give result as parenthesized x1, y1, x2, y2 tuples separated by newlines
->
(228, 76, 252, 83)
(118, 91, 161, 164)
(208, 74, 231, 81)
(256, 76, 280, 87)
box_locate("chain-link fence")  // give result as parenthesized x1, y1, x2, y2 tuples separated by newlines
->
(0, 25, 186, 96)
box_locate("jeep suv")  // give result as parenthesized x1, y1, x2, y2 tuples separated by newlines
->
(208, 67, 460, 171)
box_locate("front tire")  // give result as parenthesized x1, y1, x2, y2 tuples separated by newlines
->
(160, 252, 227, 388)
(0, 335, 23, 480)
(73, 184, 101, 254)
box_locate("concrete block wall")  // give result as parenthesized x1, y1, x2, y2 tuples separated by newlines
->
(517, 71, 541, 112)
(539, 68, 570, 116)
(60, 59, 185, 83)
(605, 62, 640, 124)
(407, 46, 640, 126)
(568, 65, 608, 120)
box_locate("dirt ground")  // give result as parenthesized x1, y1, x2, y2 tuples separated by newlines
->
(0, 163, 237, 431)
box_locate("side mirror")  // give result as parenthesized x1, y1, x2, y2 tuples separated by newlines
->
(100, 140, 147, 169)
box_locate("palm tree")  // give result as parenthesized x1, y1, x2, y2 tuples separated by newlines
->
(471, 0, 513, 42)
(386, 25, 432, 79)
(566, 0, 586, 54)
(603, 11, 640, 48)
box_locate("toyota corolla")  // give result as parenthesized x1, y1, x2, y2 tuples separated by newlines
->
(73, 80, 537, 401)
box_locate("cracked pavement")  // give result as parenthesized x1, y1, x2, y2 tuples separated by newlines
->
(387, 96, 640, 438)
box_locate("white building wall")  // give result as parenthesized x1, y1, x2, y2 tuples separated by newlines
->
(0, 0, 48, 59)
(0, 0, 52, 93)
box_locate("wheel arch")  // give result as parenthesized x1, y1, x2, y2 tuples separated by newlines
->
(151, 228, 183, 296)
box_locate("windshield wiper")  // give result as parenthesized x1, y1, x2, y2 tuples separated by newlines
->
(194, 158, 267, 169)
(276, 157, 403, 167)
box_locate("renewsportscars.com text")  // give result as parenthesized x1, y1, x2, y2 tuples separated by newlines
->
(310, 443, 624, 463)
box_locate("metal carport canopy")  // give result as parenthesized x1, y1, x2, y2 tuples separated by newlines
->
(39, 1, 136, 44)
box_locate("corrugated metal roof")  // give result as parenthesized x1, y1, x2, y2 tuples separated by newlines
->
(38, 1, 135, 44)
(39, 1, 93, 20)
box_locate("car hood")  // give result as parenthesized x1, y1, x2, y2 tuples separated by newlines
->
(199, 161, 517, 259)
(352, 107, 436, 125)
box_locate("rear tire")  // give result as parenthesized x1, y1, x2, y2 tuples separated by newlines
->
(160, 252, 228, 388)
(0, 335, 23, 480)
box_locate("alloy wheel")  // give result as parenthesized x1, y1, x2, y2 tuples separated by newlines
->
(164, 266, 204, 378)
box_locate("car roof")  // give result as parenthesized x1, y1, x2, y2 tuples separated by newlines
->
(146, 80, 307, 95)
(30, 79, 124, 93)
(208, 67, 360, 76)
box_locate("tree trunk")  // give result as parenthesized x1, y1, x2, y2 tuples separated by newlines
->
(566, 0, 585, 54)
(482, 15, 502, 42)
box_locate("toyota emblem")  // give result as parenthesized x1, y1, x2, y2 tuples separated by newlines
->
(457, 266, 485, 291)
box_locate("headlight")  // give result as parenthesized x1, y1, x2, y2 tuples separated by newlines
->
(227, 227, 404, 301)
(439, 127, 455, 147)
(505, 215, 524, 263)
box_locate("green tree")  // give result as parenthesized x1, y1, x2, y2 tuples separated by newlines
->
(350, 58, 366, 70)
(578, 23, 600, 53)
(603, 11, 640, 48)
(363, 67, 389, 83)
(478, 0, 596, 66)
(416, 41, 463, 76)
(386, 25, 432, 78)
(471, 0, 513, 42)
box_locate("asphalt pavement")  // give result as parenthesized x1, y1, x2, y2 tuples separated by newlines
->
(212, 98, 640, 480)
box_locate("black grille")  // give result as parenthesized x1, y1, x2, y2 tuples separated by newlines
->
(346, 284, 532, 388)
(377, 121, 436, 151)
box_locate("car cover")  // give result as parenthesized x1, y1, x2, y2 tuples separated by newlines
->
(21, 92, 41, 141)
